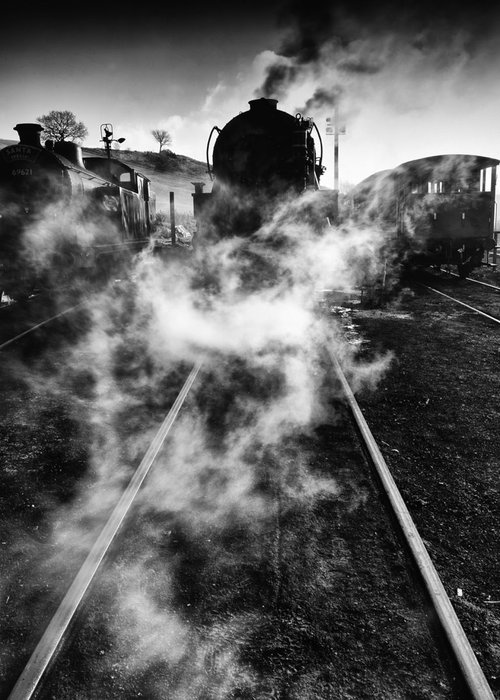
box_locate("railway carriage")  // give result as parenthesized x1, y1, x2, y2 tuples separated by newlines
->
(351, 154, 499, 278)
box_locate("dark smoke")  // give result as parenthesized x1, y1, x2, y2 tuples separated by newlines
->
(274, 1, 339, 62)
(260, 64, 299, 102)
(338, 55, 383, 75)
(257, 0, 500, 109)
(300, 87, 342, 116)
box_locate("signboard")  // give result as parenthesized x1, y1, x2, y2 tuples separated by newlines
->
(325, 116, 346, 135)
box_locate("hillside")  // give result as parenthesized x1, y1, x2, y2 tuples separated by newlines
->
(0, 139, 211, 215)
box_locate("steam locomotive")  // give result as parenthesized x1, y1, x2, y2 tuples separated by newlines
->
(351, 154, 499, 278)
(192, 98, 325, 238)
(0, 122, 156, 300)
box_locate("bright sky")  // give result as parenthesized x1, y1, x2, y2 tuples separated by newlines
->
(2, 1, 500, 190)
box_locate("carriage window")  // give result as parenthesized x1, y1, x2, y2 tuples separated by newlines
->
(480, 167, 492, 192)
(427, 181, 444, 194)
(119, 172, 132, 184)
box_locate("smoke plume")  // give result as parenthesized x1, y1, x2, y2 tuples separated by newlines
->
(256, 0, 500, 124)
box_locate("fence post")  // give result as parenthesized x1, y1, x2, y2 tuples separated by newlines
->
(170, 192, 176, 246)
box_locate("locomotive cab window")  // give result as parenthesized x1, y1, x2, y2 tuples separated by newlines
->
(115, 166, 136, 191)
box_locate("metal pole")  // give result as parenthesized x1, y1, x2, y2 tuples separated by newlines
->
(326, 112, 342, 219)
(334, 128, 339, 192)
(333, 112, 339, 218)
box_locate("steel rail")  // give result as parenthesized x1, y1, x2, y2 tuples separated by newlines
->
(421, 284, 500, 325)
(7, 361, 202, 700)
(327, 348, 495, 700)
(443, 271, 500, 292)
(0, 302, 88, 351)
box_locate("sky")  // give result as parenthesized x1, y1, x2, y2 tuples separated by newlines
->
(2, 0, 500, 190)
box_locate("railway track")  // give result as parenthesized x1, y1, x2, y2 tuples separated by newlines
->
(6, 363, 202, 700)
(330, 351, 494, 700)
(0, 301, 88, 351)
(431, 267, 500, 292)
(351, 285, 500, 699)
(2, 346, 494, 699)
(413, 269, 500, 324)
(0, 278, 132, 353)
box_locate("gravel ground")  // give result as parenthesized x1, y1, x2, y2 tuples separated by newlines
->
(1, 268, 499, 698)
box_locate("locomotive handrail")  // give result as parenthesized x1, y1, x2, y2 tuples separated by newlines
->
(312, 121, 323, 173)
(206, 126, 220, 181)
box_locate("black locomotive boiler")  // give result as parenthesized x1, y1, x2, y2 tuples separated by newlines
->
(351, 154, 499, 278)
(0, 122, 156, 300)
(192, 98, 325, 238)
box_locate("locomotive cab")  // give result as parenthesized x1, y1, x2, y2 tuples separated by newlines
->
(84, 156, 137, 191)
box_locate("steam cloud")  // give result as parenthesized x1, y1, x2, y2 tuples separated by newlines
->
(1, 183, 396, 696)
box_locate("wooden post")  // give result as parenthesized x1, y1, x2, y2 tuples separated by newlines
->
(170, 192, 176, 246)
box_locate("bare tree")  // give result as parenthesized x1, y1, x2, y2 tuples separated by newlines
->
(36, 110, 88, 143)
(151, 129, 172, 153)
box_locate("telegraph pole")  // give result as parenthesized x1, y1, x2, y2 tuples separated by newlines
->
(334, 124, 339, 191)
(326, 111, 345, 221)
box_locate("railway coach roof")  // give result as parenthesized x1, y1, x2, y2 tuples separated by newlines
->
(350, 169, 393, 197)
(395, 153, 500, 173)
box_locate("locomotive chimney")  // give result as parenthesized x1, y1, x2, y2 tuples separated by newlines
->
(248, 98, 278, 111)
(14, 123, 43, 147)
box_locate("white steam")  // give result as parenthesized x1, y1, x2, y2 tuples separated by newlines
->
(8, 186, 393, 695)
